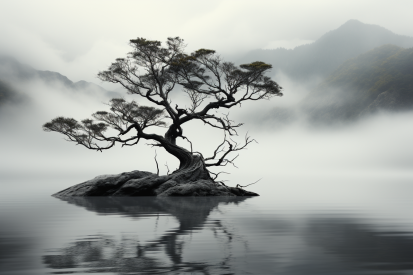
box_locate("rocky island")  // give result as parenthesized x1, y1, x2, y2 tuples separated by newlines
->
(44, 37, 283, 197)
(53, 170, 258, 197)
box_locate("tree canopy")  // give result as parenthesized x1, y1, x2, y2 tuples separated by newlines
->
(43, 37, 282, 182)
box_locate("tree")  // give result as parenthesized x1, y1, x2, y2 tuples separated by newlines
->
(43, 37, 282, 185)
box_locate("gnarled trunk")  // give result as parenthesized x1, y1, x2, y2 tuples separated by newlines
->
(52, 143, 259, 196)
(161, 140, 211, 183)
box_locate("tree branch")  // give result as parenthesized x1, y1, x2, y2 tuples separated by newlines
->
(154, 150, 159, 175)
(236, 178, 262, 189)
(205, 132, 256, 168)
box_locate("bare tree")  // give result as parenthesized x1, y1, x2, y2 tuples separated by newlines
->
(43, 37, 282, 183)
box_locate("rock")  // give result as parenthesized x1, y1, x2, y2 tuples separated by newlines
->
(53, 170, 259, 197)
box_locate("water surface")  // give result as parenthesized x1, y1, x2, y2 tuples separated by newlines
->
(1, 178, 413, 275)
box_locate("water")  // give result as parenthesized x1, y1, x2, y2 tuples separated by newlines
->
(1, 178, 413, 275)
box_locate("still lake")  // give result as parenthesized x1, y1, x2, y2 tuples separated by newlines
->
(1, 177, 413, 275)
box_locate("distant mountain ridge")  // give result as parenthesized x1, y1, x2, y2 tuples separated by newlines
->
(0, 79, 21, 106)
(303, 44, 413, 122)
(239, 20, 413, 83)
(3, 21, 413, 122)
(0, 55, 118, 106)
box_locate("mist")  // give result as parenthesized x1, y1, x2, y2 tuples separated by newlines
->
(1, 1, 413, 197)
(2, 1, 413, 88)
(1, 67, 413, 198)
(3, 3, 413, 275)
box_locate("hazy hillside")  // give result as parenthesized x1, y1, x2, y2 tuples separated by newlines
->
(0, 55, 117, 105)
(303, 44, 413, 123)
(0, 79, 21, 106)
(3, 20, 413, 124)
(239, 20, 413, 84)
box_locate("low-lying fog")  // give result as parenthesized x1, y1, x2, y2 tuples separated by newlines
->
(1, 72, 412, 197)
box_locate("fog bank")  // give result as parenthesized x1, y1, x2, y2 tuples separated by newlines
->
(1, 76, 412, 196)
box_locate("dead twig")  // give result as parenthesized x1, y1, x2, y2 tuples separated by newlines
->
(236, 178, 262, 189)
(164, 162, 170, 175)
(154, 150, 159, 175)
(209, 170, 230, 181)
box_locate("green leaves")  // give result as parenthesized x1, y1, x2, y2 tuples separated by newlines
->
(129, 38, 162, 50)
(169, 48, 216, 73)
(240, 61, 272, 71)
(192, 49, 216, 58)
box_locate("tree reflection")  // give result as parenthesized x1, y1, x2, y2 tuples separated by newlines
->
(43, 197, 252, 274)
(305, 217, 413, 272)
(0, 217, 35, 273)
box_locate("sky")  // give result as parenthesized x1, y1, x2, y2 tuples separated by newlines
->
(1, 0, 413, 87)
(1, 0, 413, 193)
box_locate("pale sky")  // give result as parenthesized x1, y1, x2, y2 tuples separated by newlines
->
(1, 0, 412, 86)
(1, 0, 413, 187)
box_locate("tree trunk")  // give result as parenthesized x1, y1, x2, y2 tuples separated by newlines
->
(52, 139, 260, 196)
(161, 140, 211, 183)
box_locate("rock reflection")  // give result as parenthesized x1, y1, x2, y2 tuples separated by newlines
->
(43, 196, 251, 274)
(305, 217, 413, 272)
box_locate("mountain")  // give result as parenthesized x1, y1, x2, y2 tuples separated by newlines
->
(303, 44, 413, 122)
(0, 79, 23, 106)
(0, 55, 118, 103)
(0, 56, 72, 87)
(73, 80, 120, 98)
(239, 20, 413, 84)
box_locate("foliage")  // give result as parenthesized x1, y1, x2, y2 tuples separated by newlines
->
(43, 37, 282, 173)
